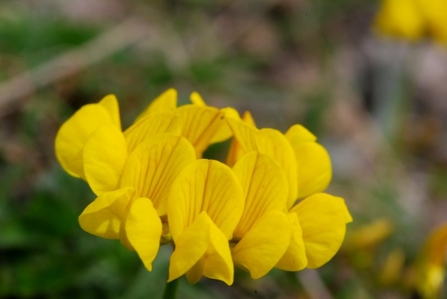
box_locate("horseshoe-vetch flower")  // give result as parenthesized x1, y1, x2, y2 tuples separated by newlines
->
(231, 152, 297, 278)
(79, 134, 196, 270)
(55, 88, 352, 290)
(225, 116, 298, 207)
(55, 93, 182, 191)
(225, 115, 352, 270)
(55, 95, 122, 179)
(226, 112, 331, 201)
(166, 159, 245, 285)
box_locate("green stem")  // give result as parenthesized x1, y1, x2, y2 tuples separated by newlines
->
(162, 278, 179, 299)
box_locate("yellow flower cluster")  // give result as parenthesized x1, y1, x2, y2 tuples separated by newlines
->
(55, 89, 352, 285)
(374, 0, 447, 44)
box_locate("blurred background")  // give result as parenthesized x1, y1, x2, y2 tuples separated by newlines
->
(1, 0, 447, 298)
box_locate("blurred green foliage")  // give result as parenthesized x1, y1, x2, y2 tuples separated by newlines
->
(1, 0, 447, 298)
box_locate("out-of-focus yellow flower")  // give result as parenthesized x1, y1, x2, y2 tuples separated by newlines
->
(344, 219, 394, 251)
(415, 223, 447, 298)
(380, 248, 406, 286)
(374, 0, 425, 41)
(342, 219, 394, 271)
(422, 0, 447, 43)
(374, 0, 447, 44)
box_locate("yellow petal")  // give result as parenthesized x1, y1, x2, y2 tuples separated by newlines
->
(167, 159, 245, 241)
(232, 152, 288, 238)
(232, 211, 291, 279)
(55, 104, 116, 178)
(202, 218, 234, 285)
(275, 212, 307, 271)
(119, 134, 196, 215)
(241, 110, 256, 127)
(169, 212, 234, 285)
(98, 94, 121, 130)
(295, 142, 332, 198)
(286, 125, 332, 198)
(168, 212, 211, 282)
(189, 92, 238, 144)
(343, 219, 393, 250)
(124, 111, 182, 153)
(190, 91, 206, 106)
(124, 197, 162, 271)
(78, 187, 134, 239)
(420, 0, 447, 43)
(285, 124, 316, 143)
(209, 107, 239, 144)
(186, 257, 206, 284)
(256, 129, 298, 207)
(177, 105, 226, 157)
(225, 117, 259, 155)
(290, 193, 352, 268)
(226, 111, 254, 167)
(135, 88, 177, 122)
(83, 124, 128, 195)
(226, 118, 298, 206)
(226, 138, 243, 168)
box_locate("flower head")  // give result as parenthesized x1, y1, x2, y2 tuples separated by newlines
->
(55, 88, 352, 285)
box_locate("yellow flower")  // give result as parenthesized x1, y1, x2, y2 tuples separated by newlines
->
(277, 193, 352, 270)
(226, 114, 352, 271)
(166, 159, 245, 285)
(55, 95, 122, 179)
(55, 91, 199, 270)
(55, 88, 352, 285)
(285, 124, 332, 199)
(374, 0, 447, 44)
(226, 114, 299, 206)
(226, 111, 256, 167)
(78, 134, 197, 270)
(55, 93, 182, 188)
(231, 152, 294, 278)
